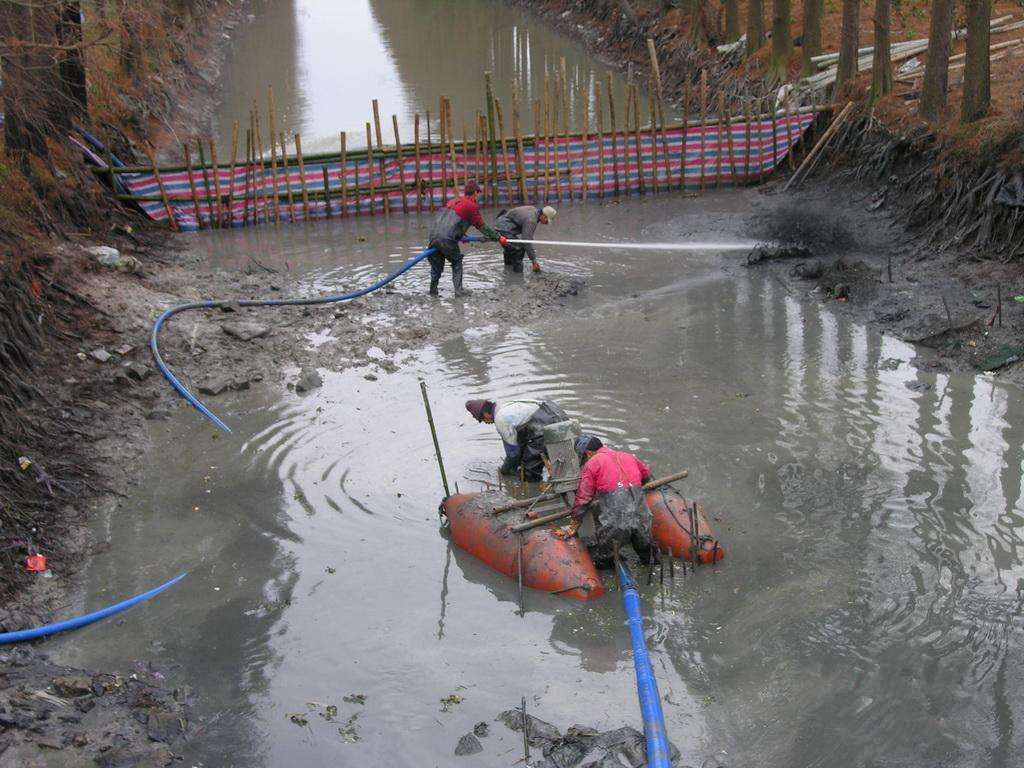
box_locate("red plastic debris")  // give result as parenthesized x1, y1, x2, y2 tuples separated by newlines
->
(26, 554, 48, 572)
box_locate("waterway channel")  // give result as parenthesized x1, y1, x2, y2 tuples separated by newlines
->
(54, 2, 1024, 766)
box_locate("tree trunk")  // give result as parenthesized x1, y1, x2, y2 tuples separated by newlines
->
(771, 0, 793, 78)
(57, 1, 88, 119)
(724, 0, 741, 42)
(919, 0, 956, 122)
(961, 0, 991, 123)
(836, 0, 861, 86)
(870, 0, 892, 102)
(746, 0, 764, 57)
(801, 0, 824, 75)
(0, 0, 66, 166)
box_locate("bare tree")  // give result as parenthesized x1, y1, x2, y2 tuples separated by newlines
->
(801, 0, 824, 75)
(870, 0, 892, 101)
(747, 0, 765, 57)
(724, 0, 741, 42)
(961, 0, 991, 123)
(919, 0, 956, 122)
(836, 0, 861, 86)
(771, 0, 793, 78)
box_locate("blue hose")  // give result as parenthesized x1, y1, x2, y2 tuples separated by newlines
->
(0, 573, 188, 645)
(616, 560, 671, 768)
(151, 238, 489, 432)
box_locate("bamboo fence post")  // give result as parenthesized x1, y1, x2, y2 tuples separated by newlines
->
(485, 71, 499, 207)
(606, 74, 619, 197)
(226, 121, 239, 227)
(580, 82, 589, 201)
(295, 132, 310, 221)
(439, 97, 448, 201)
(756, 106, 766, 186)
(744, 100, 752, 183)
(183, 143, 204, 229)
(512, 82, 528, 203)
(462, 122, 470, 189)
(426, 109, 435, 210)
(340, 132, 348, 218)
(770, 97, 779, 170)
(551, 70, 560, 197)
(366, 122, 376, 215)
(559, 57, 569, 199)
(414, 114, 422, 213)
(246, 112, 255, 223)
(445, 98, 457, 195)
(253, 101, 270, 224)
(209, 139, 223, 228)
(495, 98, 513, 205)
(473, 113, 482, 186)
(647, 37, 671, 189)
(699, 71, 707, 192)
(544, 72, 557, 201)
(392, 114, 409, 214)
(244, 133, 254, 225)
(648, 89, 659, 191)
(268, 86, 280, 224)
(196, 138, 214, 228)
(624, 79, 633, 196)
(322, 166, 331, 218)
(280, 131, 296, 221)
(785, 95, 796, 170)
(631, 84, 644, 195)
(146, 147, 177, 230)
(716, 93, 725, 189)
(533, 99, 542, 200)
(352, 134, 361, 214)
(595, 79, 605, 199)
(372, 100, 389, 216)
(680, 80, 690, 190)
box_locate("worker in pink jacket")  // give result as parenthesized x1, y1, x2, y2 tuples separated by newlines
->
(555, 436, 655, 566)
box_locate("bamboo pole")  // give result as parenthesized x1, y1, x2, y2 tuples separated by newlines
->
(365, 122, 375, 215)
(352, 133, 361, 215)
(784, 102, 855, 191)
(246, 112, 255, 223)
(226, 121, 239, 227)
(606, 74, 619, 197)
(267, 86, 280, 224)
(445, 98, 458, 195)
(253, 101, 270, 224)
(209, 139, 223, 228)
(462, 122, 470, 189)
(495, 98, 513, 205)
(419, 380, 451, 498)
(699, 71, 707, 192)
(295, 132, 310, 221)
(559, 58, 570, 199)
(631, 84, 644, 195)
(744, 100, 752, 183)
(716, 93, 725, 189)
(340, 132, 348, 218)
(414, 114, 422, 213)
(680, 80, 690, 190)
(146, 147, 178, 230)
(512, 82, 528, 203)
(485, 71, 499, 207)
(322, 166, 331, 218)
(624, 78, 633, 197)
(551, 70, 560, 198)
(595, 79, 605, 199)
(279, 131, 296, 221)
(545, 72, 557, 201)
(770, 96, 779, 170)
(372, 100, 389, 216)
(580, 82, 589, 201)
(426, 109, 435, 210)
(648, 89, 659, 191)
(196, 138, 214, 228)
(183, 143, 204, 229)
(392, 114, 409, 214)
(533, 99, 542, 200)
(473, 113, 482, 185)
(647, 37, 671, 189)
(439, 97, 448, 201)
(785, 95, 797, 170)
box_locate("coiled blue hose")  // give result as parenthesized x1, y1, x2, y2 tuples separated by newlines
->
(152, 238, 487, 432)
(616, 560, 671, 768)
(0, 573, 187, 645)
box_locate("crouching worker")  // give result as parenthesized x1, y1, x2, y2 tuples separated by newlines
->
(493, 205, 556, 273)
(554, 436, 655, 567)
(465, 397, 569, 482)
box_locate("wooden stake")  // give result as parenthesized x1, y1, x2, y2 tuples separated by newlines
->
(226, 121, 239, 227)
(785, 95, 796, 171)
(184, 143, 203, 229)
(253, 101, 270, 224)
(419, 380, 451, 498)
(485, 71, 499, 207)
(366, 122, 376, 216)
(699, 70, 707, 192)
(512, 81, 528, 203)
(473, 113, 482, 185)
(495, 98, 513, 205)
(744, 101, 753, 183)
(279, 131, 296, 222)
(595, 79, 605, 199)
(770, 97, 779, 170)
(648, 88, 659, 191)
(545, 72, 557, 201)
(647, 37, 671, 188)
(267, 86, 280, 224)
(606, 74, 619, 197)
(392, 114, 409, 214)
(445, 98, 458, 196)
(295, 132, 310, 221)
(462, 122, 470, 189)
(533, 99, 542, 200)
(680, 80, 690, 190)
(340, 132, 348, 218)
(196, 138, 214, 228)
(322, 166, 331, 218)
(559, 58, 570, 199)
(147, 147, 178, 230)
(209, 139, 223, 228)
(716, 93, 725, 189)
(631, 83, 644, 195)
(439, 97, 448, 201)
(580, 82, 589, 201)
(372, 99, 389, 216)
(426, 109, 435, 211)
(725, 102, 737, 187)
(414, 113, 422, 213)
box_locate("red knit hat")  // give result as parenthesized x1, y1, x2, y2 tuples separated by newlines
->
(464, 181, 481, 196)
(465, 399, 490, 421)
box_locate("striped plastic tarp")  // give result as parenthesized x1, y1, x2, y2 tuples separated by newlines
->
(120, 115, 813, 232)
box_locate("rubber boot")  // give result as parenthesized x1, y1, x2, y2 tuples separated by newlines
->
(452, 263, 471, 296)
(428, 279, 439, 296)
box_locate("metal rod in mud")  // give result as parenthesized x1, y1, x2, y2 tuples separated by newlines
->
(485, 71, 499, 207)
(365, 123, 376, 216)
(698, 71, 707, 191)
(146, 147, 178, 230)
(418, 380, 450, 498)
(226, 121, 239, 227)
(268, 87, 281, 224)
(495, 98, 513, 205)
(392, 114, 409, 214)
(512, 81, 528, 203)
(196, 138, 214, 228)
(295, 133, 310, 221)
(321, 166, 331, 218)
(340, 132, 348, 218)
(595, 79, 605, 199)
(209, 139, 223, 228)
(521, 696, 530, 764)
(606, 73, 620, 197)
(279, 131, 296, 221)
(183, 142, 203, 229)
(414, 114, 422, 213)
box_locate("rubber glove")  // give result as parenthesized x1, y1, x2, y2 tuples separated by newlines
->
(531, 260, 541, 273)
(498, 235, 508, 247)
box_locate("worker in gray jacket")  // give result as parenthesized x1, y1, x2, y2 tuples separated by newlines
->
(493, 205, 556, 273)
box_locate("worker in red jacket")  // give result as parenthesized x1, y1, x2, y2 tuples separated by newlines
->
(555, 436, 655, 566)
(426, 181, 502, 296)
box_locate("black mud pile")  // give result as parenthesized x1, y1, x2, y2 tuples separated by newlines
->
(0, 646, 190, 767)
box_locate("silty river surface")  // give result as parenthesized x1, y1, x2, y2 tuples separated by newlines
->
(54, 1, 1024, 766)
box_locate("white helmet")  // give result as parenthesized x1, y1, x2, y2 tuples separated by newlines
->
(541, 205, 556, 222)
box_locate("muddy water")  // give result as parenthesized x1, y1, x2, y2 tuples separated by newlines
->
(57, 2, 1024, 766)
(215, 0, 663, 154)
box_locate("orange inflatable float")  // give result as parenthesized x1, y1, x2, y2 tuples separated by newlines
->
(441, 485, 724, 601)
